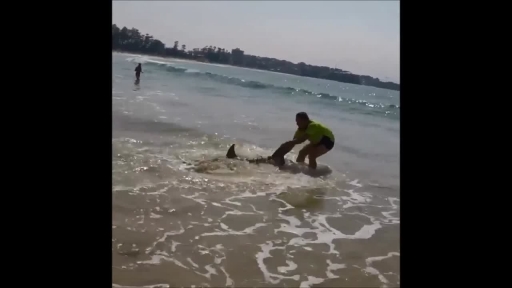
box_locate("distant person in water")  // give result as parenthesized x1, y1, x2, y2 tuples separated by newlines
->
(135, 63, 142, 80)
(272, 112, 335, 169)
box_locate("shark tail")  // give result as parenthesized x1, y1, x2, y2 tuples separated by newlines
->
(226, 144, 238, 158)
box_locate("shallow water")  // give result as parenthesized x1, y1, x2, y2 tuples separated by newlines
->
(112, 52, 400, 287)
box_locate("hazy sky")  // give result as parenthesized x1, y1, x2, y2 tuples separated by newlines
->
(113, 1, 399, 83)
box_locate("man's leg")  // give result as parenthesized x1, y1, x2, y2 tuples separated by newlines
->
(307, 145, 329, 169)
(296, 143, 314, 163)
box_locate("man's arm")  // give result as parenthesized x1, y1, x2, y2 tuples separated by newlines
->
(276, 133, 306, 155)
(290, 134, 308, 145)
(271, 130, 308, 163)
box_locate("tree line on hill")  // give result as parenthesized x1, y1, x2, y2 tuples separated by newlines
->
(112, 24, 399, 91)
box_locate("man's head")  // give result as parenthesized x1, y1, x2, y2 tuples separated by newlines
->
(296, 112, 310, 130)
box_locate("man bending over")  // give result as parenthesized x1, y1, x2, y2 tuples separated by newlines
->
(272, 112, 335, 169)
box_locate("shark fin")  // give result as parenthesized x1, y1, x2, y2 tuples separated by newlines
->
(226, 144, 238, 158)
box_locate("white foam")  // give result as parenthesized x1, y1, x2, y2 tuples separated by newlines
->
(181, 192, 209, 206)
(171, 241, 180, 252)
(214, 256, 224, 264)
(187, 257, 199, 268)
(195, 264, 218, 279)
(138, 254, 188, 269)
(363, 266, 389, 285)
(147, 223, 184, 253)
(220, 266, 234, 287)
(223, 191, 269, 206)
(190, 221, 212, 227)
(218, 209, 257, 221)
(276, 213, 381, 254)
(348, 179, 363, 187)
(361, 252, 400, 287)
(326, 259, 346, 278)
(277, 260, 298, 273)
(366, 252, 400, 265)
(270, 195, 296, 212)
(249, 204, 265, 214)
(388, 197, 400, 209)
(342, 189, 372, 204)
(256, 241, 301, 284)
(299, 276, 325, 288)
(381, 210, 400, 224)
(200, 223, 267, 237)
(278, 214, 302, 227)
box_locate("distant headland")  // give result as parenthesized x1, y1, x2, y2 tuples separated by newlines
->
(112, 24, 399, 91)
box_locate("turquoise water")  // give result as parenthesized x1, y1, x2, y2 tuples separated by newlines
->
(112, 52, 400, 287)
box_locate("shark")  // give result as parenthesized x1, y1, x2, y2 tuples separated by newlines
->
(181, 142, 293, 172)
(225, 143, 293, 167)
(225, 143, 331, 177)
(183, 142, 330, 177)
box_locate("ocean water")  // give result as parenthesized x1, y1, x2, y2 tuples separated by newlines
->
(112, 52, 400, 287)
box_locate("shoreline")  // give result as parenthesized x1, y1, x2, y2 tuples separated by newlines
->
(113, 50, 399, 92)
(115, 51, 327, 80)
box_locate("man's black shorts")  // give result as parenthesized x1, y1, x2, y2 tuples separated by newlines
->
(316, 136, 334, 151)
